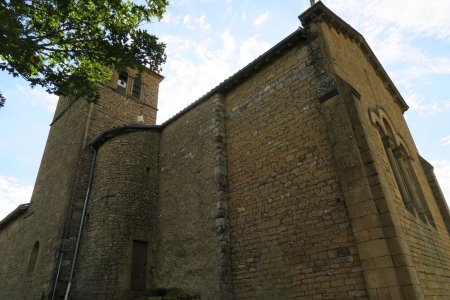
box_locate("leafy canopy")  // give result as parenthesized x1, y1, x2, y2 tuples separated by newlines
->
(0, 0, 168, 107)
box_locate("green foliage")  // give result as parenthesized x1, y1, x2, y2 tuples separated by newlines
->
(0, 93, 5, 108)
(0, 0, 168, 106)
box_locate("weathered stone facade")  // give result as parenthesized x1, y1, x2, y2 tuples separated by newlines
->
(1, 3, 449, 299)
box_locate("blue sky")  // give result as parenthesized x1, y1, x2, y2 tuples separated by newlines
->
(1, 0, 449, 219)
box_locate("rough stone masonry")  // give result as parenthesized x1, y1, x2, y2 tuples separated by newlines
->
(1, 2, 449, 300)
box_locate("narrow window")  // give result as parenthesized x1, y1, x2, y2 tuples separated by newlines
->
(117, 72, 128, 93)
(27, 241, 39, 272)
(132, 77, 142, 99)
(130, 240, 148, 290)
(399, 149, 436, 226)
(371, 111, 436, 226)
(382, 135, 416, 214)
(393, 146, 430, 223)
(379, 121, 435, 226)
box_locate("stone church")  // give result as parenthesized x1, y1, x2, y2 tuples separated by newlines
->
(1, 2, 450, 299)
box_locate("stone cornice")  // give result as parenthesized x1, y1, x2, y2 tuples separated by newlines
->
(89, 124, 161, 150)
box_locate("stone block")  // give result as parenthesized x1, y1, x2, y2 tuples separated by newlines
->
(361, 255, 394, 271)
(347, 200, 378, 219)
(365, 268, 398, 288)
(358, 239, 390, 260)
(351, 214, 381, 232)
(345, 185, 374, 205)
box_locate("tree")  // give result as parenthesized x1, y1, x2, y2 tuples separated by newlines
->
(0, 0, 168, 107)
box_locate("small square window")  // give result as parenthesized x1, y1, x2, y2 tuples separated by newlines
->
(117, 72, 128, 92)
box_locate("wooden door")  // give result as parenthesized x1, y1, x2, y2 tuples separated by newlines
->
(131, 240, 148, 290)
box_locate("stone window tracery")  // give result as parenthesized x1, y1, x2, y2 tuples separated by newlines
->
(369, 107, 435, 227)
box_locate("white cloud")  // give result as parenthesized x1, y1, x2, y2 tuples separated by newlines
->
(253, 12, 269, 28)
(156, 25, 278, 125)
(388, 53, 450, 86)
(170, 0, 190, 7)
(183, 15, 194, 29)
(371, 29, 426, 66)
(324, 0, 450, 96)
(0, 175, 33, 220)
(157, 31, 239, 123)
(182, 14, 211, 32)
(197, 16, 212, 32)
(326, 0, 450, 41)
(403, 93, 450, 116)
(161, 35, 192, 52)
(162, 12, 180, 25)
(239, 35, 271, 65)
(442, 136, 450, 146)
(430, 160, 450, 206)
(369, 1, 450, 41)
(16, 85, 58, 112)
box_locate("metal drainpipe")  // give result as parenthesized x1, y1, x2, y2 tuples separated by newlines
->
(51, 207, 73, 300)
(63, 145, 98, 300)
(50, 251, 64, 300)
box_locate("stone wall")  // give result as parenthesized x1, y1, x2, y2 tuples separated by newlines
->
(73, 130, 160, 299)
(0, 97, 92, 299)
(0, 70, 162, 300)
(1, 4, 449, 299)
(89, 70, 163, 140)
(316, 15, 450, 298)
(224, 35, 367, 299)
(156, 98, 221, 299)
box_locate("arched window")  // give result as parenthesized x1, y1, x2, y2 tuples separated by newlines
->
(27, 241, 39, 272)
(380, 128, 415, 213)
(370, 107, 436, 227)
(378, 118, 435, 226)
